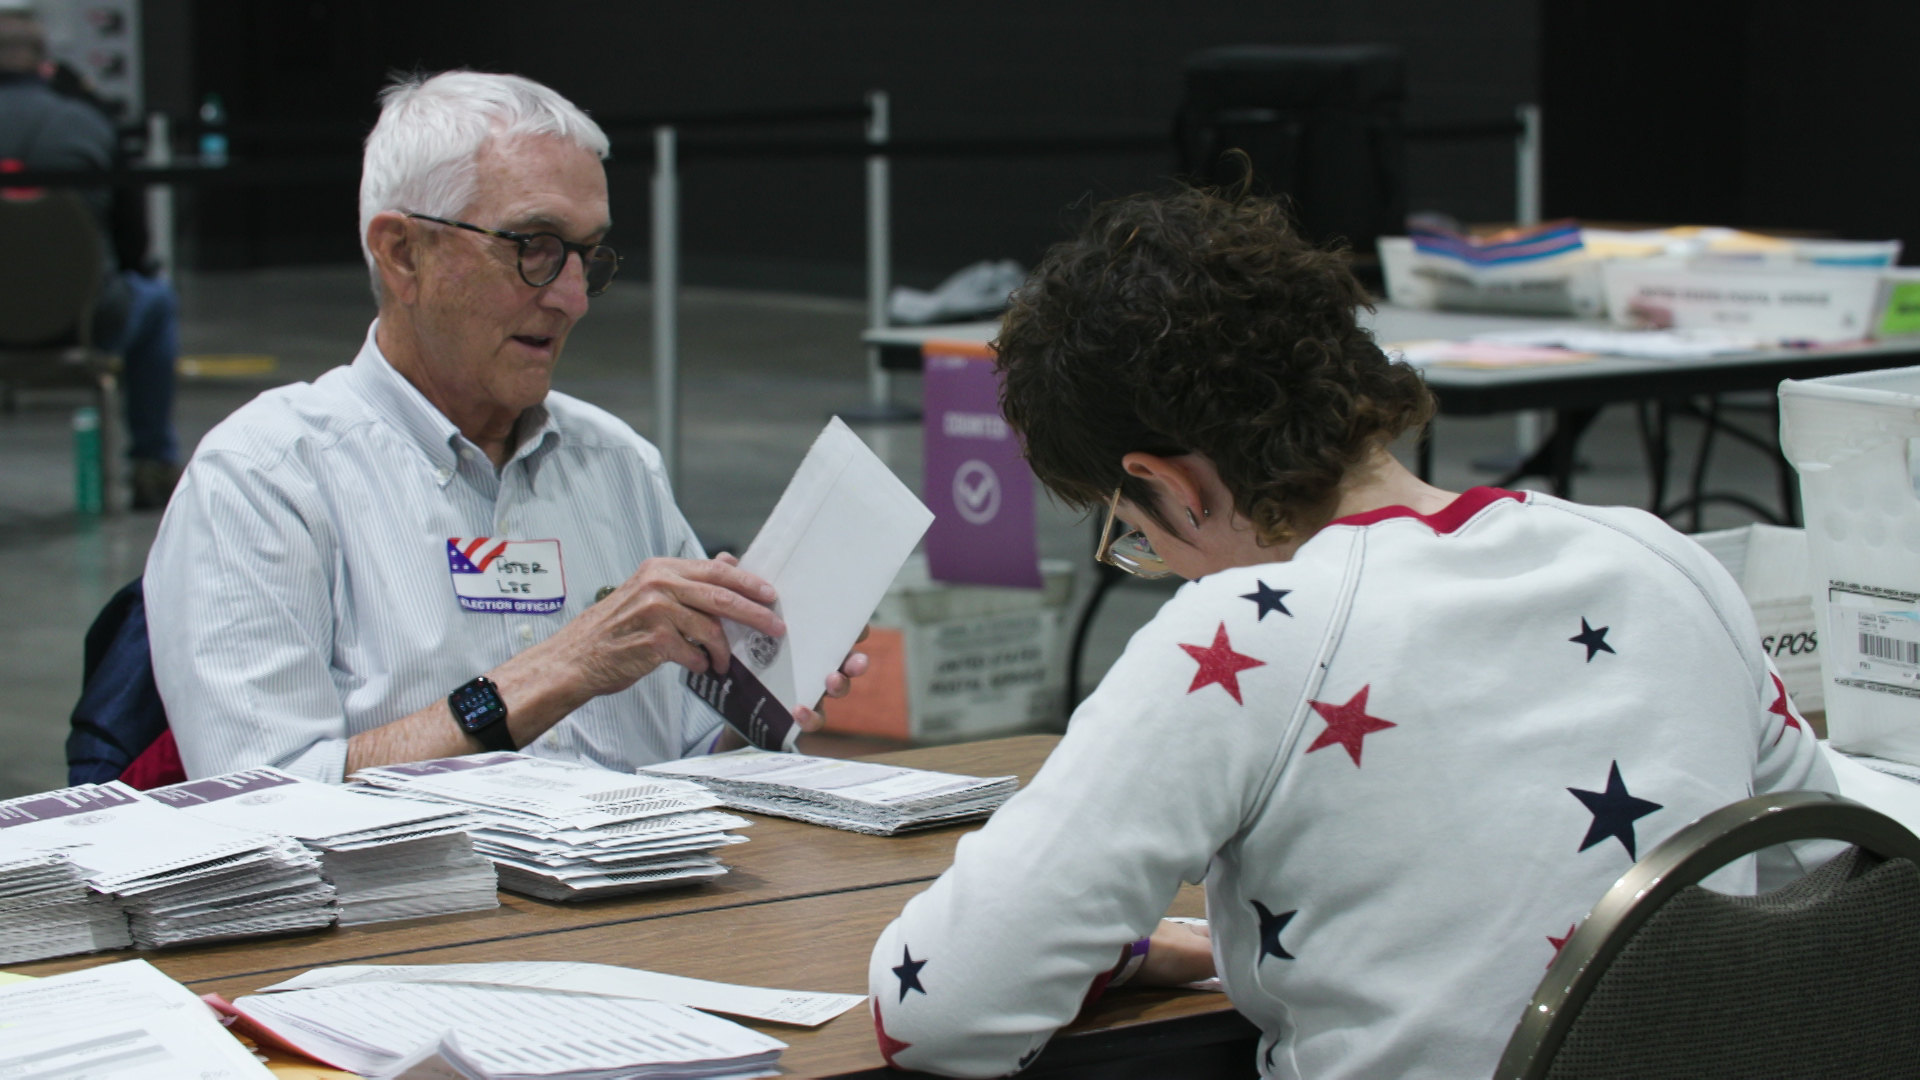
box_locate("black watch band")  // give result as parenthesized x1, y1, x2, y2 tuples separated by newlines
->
(449, 675, 516, 752)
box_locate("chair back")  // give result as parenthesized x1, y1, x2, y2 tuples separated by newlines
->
(1175, 45, 1407, 254)
(1497, 790, 1920, 1080)
(66, 578, 174, 786)
(0, 188, 104, 347)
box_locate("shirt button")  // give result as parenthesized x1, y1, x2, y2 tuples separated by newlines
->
(518, 624, 535, 642)
(435, 467, 452, 482)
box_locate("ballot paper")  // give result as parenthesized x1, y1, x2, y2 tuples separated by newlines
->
(351, 754, 749, 901)
(352, 754, 722, 828)
(0, 959, 274, 1080)
(686, 418, 934, 751)
(0, 781, 335, 951)
(150, 768, 499, 926)
(642, 749, 1018, 835)
(234, 981, 786, 1079)
(0, 851, 130, 964)
(260, 961, 866, 1027)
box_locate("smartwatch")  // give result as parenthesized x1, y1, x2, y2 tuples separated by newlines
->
(449, 676, 516, 752)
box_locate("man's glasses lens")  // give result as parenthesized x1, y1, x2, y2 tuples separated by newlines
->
(518, 234, 621, 297)
(583, 248, 620, 296)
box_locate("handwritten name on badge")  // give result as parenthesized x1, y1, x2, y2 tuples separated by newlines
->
(447, 537, 566, 613)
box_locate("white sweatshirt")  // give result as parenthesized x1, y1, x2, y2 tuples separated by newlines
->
(868, 488, 1833, 1079)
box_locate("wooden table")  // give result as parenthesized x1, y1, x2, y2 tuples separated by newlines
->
(4, 736, 1255, 1078)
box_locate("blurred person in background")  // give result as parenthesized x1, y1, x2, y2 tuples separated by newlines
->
(0, 5, 181, 509)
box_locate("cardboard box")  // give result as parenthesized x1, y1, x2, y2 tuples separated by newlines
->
(1691, 524, 1823, 714)
(1602, 261, 1885, 342)
(825, 555, 1075, 742)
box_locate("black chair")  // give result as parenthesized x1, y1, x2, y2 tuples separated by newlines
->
(1175, 45, 1407, 265)
(66, 577, 175, 787)
(0, 187, 120, 506)
(1496, 789, 1920, 1079)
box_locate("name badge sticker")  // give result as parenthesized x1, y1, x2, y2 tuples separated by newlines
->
(447, 537, 566, 613)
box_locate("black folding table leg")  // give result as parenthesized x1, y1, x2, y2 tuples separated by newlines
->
(1416, 419, 1434, 482)
(1546, 408, 1600, 497)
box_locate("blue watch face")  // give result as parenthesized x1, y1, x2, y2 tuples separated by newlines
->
(451, 680, 505, 730)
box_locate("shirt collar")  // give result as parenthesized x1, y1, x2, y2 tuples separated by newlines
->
(347, 321, 561, 487)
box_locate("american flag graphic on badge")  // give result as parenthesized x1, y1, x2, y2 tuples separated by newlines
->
(446, 537, 566, 613)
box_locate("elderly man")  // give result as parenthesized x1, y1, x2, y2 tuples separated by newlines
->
(145, 71, 860, 780)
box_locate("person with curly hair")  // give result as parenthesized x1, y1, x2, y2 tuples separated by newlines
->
(866, 186, 1833, 1079)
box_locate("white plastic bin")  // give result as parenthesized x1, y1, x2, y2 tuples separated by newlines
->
(1780, 365, 1920, 762)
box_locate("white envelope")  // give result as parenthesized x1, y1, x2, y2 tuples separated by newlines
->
(726, 418, 933, 711)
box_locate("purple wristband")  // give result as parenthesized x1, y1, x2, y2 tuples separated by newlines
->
(1109, 936, 1152, 987)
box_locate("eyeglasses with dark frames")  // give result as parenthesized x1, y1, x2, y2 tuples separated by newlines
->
(1095, 487, 1177, 579)
(406, 213, 622, 297)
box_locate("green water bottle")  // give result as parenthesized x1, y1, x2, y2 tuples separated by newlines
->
(74, 406, 103, 514)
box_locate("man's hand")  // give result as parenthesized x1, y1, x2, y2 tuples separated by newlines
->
(551, 554, 783, 691)
(790, 624, 872, 733)
(349, 555, 782, 775)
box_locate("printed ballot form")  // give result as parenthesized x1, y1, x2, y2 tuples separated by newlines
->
(688, 418, 934, 750)
(0, 960, 274, 1080)
(261, 961, 866, 1027)
(234, 981, 785, 1079)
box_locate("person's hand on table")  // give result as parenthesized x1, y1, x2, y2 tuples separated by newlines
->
(1136, 919, 1216, 987)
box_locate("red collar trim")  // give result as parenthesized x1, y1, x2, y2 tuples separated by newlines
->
(1325, 486, 1525, 535)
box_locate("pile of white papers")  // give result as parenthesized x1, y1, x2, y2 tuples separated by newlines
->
(642, 749, 1018, 835)
(0, 781, 334, 950)
(234, 981, 786, 1079)
(150, 767, 499, 926)
(0, 851, 129, 964)
(260, 960, 867, 1027)
(0, 960, 274, 1080)
(351, 754, 751, 901)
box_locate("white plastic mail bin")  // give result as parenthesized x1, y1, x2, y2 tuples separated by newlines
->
(1780, 365, 1920, 762)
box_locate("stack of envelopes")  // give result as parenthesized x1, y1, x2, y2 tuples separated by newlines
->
(0, 782, 335, 951)
(643, 749, 1020, 835)
(150, 767, 499, 925)
(0, 851, 131, 964)
(351, 753, 750, 901)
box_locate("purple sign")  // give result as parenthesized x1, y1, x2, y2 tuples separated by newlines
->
(922, 341, 1042, 589)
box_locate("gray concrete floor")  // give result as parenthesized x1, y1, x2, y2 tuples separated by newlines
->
(0, 267, 1792, 798)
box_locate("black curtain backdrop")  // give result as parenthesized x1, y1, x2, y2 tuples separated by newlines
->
(1543, 0, 1920, 260)
(179, 0, 1539, 285)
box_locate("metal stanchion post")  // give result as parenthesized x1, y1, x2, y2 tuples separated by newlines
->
(1467, 103, 1549, 477)
(1513, 103, 1546, 461)
(842, 90, 918, 423)
(652, 126, 680, 489)
(1515, 103, 1542, 229)
(866, 90, 891, 411)
(144, 112, 173, 280)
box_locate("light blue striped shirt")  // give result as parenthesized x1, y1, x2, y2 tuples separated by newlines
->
(145, 323, 723, 781)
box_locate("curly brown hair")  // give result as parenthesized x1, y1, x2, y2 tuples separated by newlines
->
(995, 184, 1434, 545)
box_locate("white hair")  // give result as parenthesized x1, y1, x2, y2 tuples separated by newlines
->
(358, 70, 609, 296)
